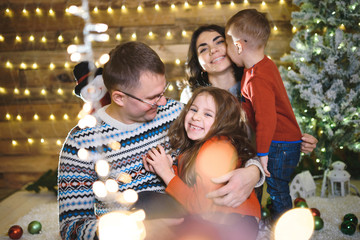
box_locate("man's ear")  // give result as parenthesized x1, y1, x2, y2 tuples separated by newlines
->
(111, 90, 126, 106)
(234, 40, 243, 54)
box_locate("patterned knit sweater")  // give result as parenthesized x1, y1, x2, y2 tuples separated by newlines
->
(58, 99, 183, 240)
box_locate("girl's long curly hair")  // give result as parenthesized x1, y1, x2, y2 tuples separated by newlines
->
(169, 87, 256, 186)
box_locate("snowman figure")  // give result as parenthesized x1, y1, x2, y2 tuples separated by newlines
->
(73, 61, 111, 114)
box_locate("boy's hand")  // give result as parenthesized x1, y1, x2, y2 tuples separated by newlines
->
(301, 133, 318, 153)
(260, 155, 270, 177)
(206, 165, 260, 208)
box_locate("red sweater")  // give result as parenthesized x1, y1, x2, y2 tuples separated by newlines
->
(241, 56, 302, 155)
(166, 137, 261, 219)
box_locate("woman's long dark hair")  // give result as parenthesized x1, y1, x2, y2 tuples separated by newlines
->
(169, 87, 256, 186)
(186, 25, 244, 90)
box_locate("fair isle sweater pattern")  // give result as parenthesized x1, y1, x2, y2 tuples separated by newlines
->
(58, 99, 183, 240)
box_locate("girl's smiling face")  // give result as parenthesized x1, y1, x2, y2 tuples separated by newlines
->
(185, 92, 216, 141)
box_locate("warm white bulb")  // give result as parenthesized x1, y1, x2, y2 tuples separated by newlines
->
(123, 189, 138, 203)
(95, 160, 110, 177)
(93, 181, 107, 198)
(99, 54, 110, 64)
(78, 148, 89, 160)
(105, 179, 118, 193)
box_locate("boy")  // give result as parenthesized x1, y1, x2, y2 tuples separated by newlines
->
(225, 9, 303, 220)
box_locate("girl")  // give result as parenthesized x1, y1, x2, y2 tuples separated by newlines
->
(144, 87, 260, 240)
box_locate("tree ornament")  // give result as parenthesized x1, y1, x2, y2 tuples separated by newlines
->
(314, 216, 324, 230)
(310, 208, 321, 217)
(261, 206, 271, 219)
(295, 201, 308, 208)
(340, 220, 356, 235)
(294, 197, 306, 206)
(28, 220, 42, 234)
(8, 225, 23, 239)
(343, 213, 358, 225)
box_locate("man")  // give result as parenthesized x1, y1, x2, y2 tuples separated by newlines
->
(58, 42, 268, 239)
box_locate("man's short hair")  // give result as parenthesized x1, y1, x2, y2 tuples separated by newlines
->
(226, 9, 270, 49)
(103, 41, 165, 91)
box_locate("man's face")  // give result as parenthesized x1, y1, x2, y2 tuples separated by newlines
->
(121, 71, 167, 124)
(226, 26, 245, 67)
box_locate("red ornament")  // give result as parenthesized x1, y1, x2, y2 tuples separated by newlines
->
(294, 197, 306, 206)
(8, 225, 23, 239)
(311, 208, 321, 217)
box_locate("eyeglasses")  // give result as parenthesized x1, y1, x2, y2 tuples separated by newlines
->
(116, 82, 169, 108)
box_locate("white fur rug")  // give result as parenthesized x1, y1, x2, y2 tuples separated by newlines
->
(2, 196, 359, 240)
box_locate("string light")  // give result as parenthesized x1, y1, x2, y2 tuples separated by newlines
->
(5, 8, 13, 17)
(0, 87, 6, 94)
(41, 36, 47, 43)
(40, 88, 47, 95)
(5, 113, 11, 120)
(14, 88, 20, 94)
(182, 30, 187, 37)
(16, 114, 22, 121)
(116, 33, 122, 41)
(12, 140, 18, 146)
(35, 7, 42, 16)
(280, 0, 285, 4)
(57, 88, 64, 95)
(64, 62, 70, 68)
(121, 5, 127, 12)
(166, 31, 172, 39)
(244, 0, 249, 4)
(107, 6, 113, 14)
(6, 61, 13, 68)
(56, 140, 62, 146)
(131, 33, 137, 40)
(273, 26, 278, 31)
(15, 35, 22, 42)
(29, 35, 35, 42)
(34, 114, 39, 120)
(58, 35, 64, 42)
(0, 35, 4, 41)
(175, 59, 181, 65)
(215, 1, 221, 8)
(63, 114, 69, 120)
(49, 8, 55, 16)
(292, 26, 297, 33)
(50, 114, 55, 120)
(155, 4, 160, 11)
(93, 7, 99, 13)
(22, 8, 29, 16)
(74, 36, 79, 43)
(137, 5, 143, 12)
(230, 1, 235, 7)
(184, 1, 189, 8)
(171, 4, 176, 9)
(41, 138, 45, 143)
(32, 63, 38, 69)
(198, 1, 203, 7)
(24, 89, 30, 95)
(20, 62, 27, 69)
(28, 138, 34, 144)
(262, 1, 266, 6)
(50, 63, 56, 70)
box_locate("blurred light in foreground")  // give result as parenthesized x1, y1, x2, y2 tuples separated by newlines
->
(105, 179, 118, 193)
(123, 189, 138, 203)
(95, 160, 110, 177)
(98, 210, 146, 240)
(274, 208, 314, 240)
(78, 148, 89, 160)
(93, 181, 107, 198)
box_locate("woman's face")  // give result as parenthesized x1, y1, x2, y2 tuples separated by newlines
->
(196, 31, 233, 75)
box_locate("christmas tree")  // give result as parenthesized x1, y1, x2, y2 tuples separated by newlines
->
(279, 0, 360, 170)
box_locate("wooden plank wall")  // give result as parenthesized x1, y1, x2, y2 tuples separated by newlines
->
(0, 0, 296, 190)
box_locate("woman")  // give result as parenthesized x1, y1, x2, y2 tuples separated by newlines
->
(182, 24, 318, 207)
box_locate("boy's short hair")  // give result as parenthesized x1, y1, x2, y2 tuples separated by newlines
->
(103, 41, 165, 91)
(226, 9, 270, 49)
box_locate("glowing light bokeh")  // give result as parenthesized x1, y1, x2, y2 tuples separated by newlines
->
(274, 208, 314, 240)
(95, 160, 110, 177)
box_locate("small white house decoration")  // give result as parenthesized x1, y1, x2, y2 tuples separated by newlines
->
(290, 170, 316, 200)
(327, 161, 351, 197)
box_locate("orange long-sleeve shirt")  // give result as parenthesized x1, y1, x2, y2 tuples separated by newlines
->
(241, 56, 302, 156)
(166, 137, 261, 219)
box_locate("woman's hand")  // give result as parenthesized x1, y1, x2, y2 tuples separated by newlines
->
(301, 133, 318, 154)
(206, 165, 260, 208)
(144, 145, 175, 185)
